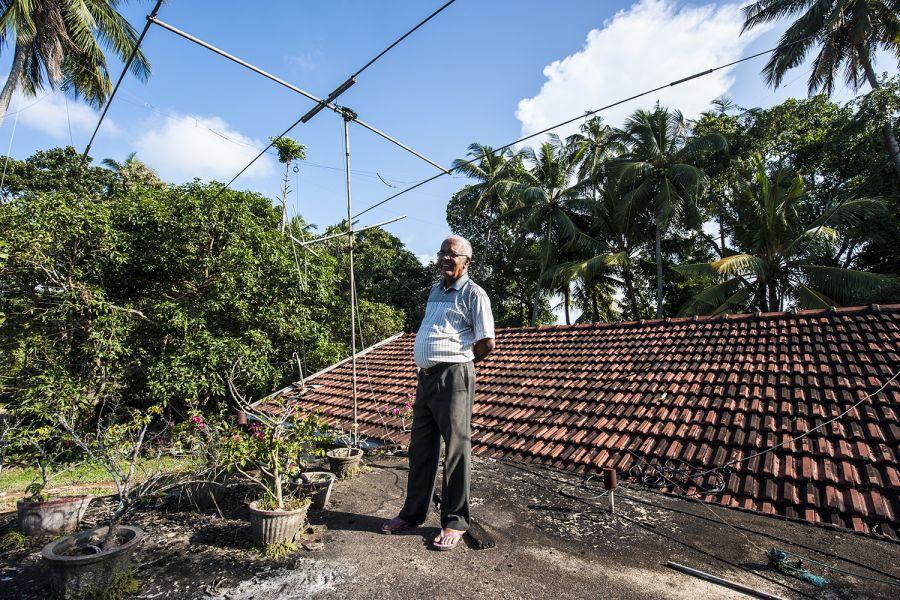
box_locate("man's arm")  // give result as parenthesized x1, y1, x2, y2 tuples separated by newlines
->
(473, 337, 495, 364)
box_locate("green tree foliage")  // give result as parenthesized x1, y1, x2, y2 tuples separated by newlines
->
(741, 0, 900, 179)
(0, 149, 418, 430)
(677, 156, 894, 314)
(0, 0, 151, 125)
(349, 226, 431, 333)
(101, 152, 164, 193)
(611, 105, 727, 318)
(450, 93, 896, 324)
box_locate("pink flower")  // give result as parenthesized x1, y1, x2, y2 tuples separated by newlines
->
(391, 408, 400, 416)
(403, 402, 412, 409)
(406, 393, 415, 398)
(191, 415, 203, 424)
(230, 434, 241, 442)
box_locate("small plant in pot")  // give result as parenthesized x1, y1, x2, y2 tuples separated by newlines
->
(14, 425, 92, 537)
(226, 378, 327, 551)
(170, 410, 232, 512)
(47, 404, 175, 599)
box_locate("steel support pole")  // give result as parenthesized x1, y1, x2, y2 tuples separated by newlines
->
(342, 110, 359, 445)
(83, 0, 164, 159)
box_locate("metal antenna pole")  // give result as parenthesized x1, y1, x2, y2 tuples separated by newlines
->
(83, 0, 164, 160)
(342, 107, 359, 446)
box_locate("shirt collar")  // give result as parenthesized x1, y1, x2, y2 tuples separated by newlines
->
(441, 274, 469, 291)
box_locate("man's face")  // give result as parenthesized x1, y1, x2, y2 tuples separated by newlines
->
(439, 238, 470, 282)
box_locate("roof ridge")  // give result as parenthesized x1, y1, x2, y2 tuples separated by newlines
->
(494, 303, 900, 334)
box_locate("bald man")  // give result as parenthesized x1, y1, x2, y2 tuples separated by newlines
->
(381, 235, 495, 550)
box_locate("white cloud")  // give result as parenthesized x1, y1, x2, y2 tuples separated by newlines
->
(515, 0, 771, 143)
(7, 89, 119, 139)
(134, 114, 275, 183)
(286, 49, 322, 73)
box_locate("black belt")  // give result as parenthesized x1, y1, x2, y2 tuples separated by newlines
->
(419, 362, 458, 376)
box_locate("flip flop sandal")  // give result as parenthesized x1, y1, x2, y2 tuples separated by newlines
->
(381, 517, 414, 535)
(433, 530, 465, 551)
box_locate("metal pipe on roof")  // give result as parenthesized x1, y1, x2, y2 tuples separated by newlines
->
(665, 562, 786, 600)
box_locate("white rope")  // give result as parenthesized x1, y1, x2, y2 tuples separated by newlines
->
(0, 106, 21, 195)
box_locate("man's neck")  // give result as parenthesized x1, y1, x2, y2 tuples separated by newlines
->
(442, 273, 468, 290)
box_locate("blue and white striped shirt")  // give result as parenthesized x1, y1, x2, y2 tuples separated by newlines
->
(413, 275, 494, 368)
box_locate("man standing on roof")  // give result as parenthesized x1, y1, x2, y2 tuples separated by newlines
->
(381, 234, 495, 551)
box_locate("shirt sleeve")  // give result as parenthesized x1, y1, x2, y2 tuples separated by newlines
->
(470, 287, 495, 341)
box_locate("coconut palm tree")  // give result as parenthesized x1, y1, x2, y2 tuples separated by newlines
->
(677, 155, 893, 314)
(569, 116, 622, 201)
(611, 105, 727, 318)
(451, 143, 519, 245)
(101, 152, 162, 192)
(270, 136, 305, 232)
(496, 134, 589, 325)
(554, 180, 648, 321)
(0, 0, 150, 126)
(741, 0, 900, 179)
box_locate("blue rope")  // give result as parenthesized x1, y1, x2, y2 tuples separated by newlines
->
(767, 548, 828, 588)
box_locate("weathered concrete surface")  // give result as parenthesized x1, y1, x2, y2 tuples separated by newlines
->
(214, 456, 898, 600)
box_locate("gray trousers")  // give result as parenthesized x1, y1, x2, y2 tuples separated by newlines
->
(399, 361, 475, 531)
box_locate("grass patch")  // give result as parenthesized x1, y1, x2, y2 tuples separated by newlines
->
(0, 530, 27, 552)
(258, 541, 297, 560)
(0, 455, 200, 495)
(71, 567, 139, 600)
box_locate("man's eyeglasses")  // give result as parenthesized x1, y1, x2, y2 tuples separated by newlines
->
(437, 251, 470, 260)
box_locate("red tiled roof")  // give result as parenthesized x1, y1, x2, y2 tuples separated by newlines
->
(277, 304, 900, 539)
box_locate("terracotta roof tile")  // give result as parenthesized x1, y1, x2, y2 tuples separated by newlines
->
(272, 304, 900, 539)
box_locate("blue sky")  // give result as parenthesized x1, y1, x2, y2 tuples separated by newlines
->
(1, 0, 888, 270)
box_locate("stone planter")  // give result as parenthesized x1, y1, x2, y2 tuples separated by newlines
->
(41, 525, 143, 599)
(291, 471, 336, 509)
(326, 447, 363, 478)
(248, 500, 309, 547)
(17, 496, 93, 537)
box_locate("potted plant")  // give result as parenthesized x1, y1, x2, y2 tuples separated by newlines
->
(290, 471, 336, 509)
(14, 425, 93, 537)
(170, 411, 231, 511)
(325, 445, 364, 479)
(227, 378, 327, 549)
(45, 404, 175, 599)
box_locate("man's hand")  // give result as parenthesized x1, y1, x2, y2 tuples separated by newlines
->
(473, 338, 495, 364)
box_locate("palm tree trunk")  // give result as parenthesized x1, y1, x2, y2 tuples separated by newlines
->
(591, 293, 599, 323)
(767, 281, 778, 313)
(563, 285, 571, 325)
(529, 286, 539, 326)
(862, 61, 900, 181)
(623, 265, 640, 321)
(0, 43, 28, 127)
(279, 163, 290, 232)
(653, 218, 664, 318)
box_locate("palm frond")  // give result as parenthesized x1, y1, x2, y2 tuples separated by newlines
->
(710, 253, 767, 277)
(799, 265, 895, 301)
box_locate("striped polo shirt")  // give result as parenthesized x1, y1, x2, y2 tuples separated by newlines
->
(413, 274, 495, 368)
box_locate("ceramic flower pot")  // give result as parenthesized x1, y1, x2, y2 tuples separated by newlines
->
(17, 496, 93, 537)
(247, 500, 310, 547)
(291, 471, 336, 509)
(326, 447, 363, 478)
(42, 525, 143, 599)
